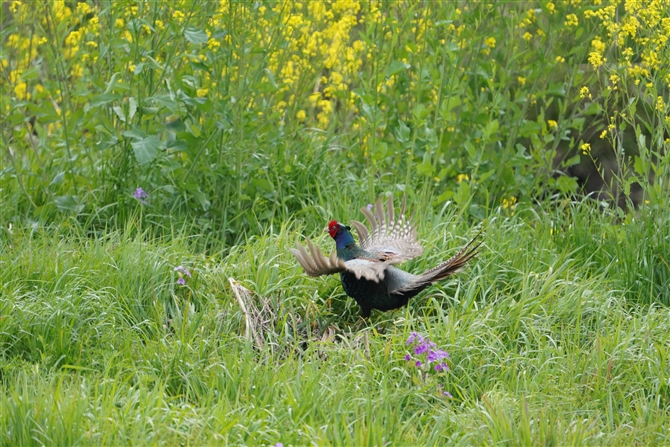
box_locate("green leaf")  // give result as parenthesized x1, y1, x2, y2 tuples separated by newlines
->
(131, 136, 161, 165)
(188, 188, 211, 211)
(557, 175, 578, 194)
(90, 93, 122, 107)
(55, 195, 84, 214)
(167, 140, 188, 152)
(385, 60, 409, 77)
(128, 97, 137, 120)
(50, 172, 65, 186)
(112, 105, 126, 122)
(395, 120, 410, 143)
(122, 128, 146, 139)
(184, 26, 208, 44)
(634, 156, 646, 176)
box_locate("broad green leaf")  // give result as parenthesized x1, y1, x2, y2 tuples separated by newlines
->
(131, 136, 161, 165)
(55, 195, 84, 213)
(128, 97, 137, 120)
(184, 26, 208, 44)
(385, 60, 409, 77)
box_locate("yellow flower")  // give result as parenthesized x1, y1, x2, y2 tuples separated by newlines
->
(485, 37, 496, 48)
(76, 2, 91, 15)
(548, 120, 558, 129)
(7, 34, 19, 48)
(555, 56, 565, 63)
(546, 2, 556, 13)
(65, 30, 81, 46)
(196, 88, 209, 98)
(296, 110, 306, 121)
(502, 196, 517, 209)
(456, 174, 469, 183)
(564, 14, 579, 28)
(115, 18, 125, 28)
(579, 86, 592, 99)
(522, 32, 532, 41)
(580, 143, 591, 154)
(600, 130, 607, 139)
(518, 76, 526, 86)
(70, 64, 83, 78)
(14, 81, 28, 100)
(657, 96, 666, 112)
(207, 38, 221, 50)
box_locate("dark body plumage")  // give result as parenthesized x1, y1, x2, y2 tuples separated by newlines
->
(337, 244, 421, 317)
(291, 195, 482, 318)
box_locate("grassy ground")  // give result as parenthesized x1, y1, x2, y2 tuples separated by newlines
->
(3, 1, 670, 445)
(2, 197, 670, 445)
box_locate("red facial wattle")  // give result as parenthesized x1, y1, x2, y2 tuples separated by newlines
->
(327, 220, 340, 238)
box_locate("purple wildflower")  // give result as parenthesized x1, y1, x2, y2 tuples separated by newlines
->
(442, 391, 453, 398)
(177, 277, 185, 285)
(406, 332, 424, 345)
(415, 360, 422, 367)
(367, 203, 373, 211)
(404, 354, 411, 361)
(134, 187, 148, 200)
(414, 343, 429, 355)
(174, 266, 192, 277)
(274, 443, 283, 447)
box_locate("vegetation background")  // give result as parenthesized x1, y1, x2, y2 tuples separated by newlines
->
(1, 0, 670, 444)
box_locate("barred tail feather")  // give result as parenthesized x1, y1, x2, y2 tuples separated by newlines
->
(390, 231, 483, 298)
(419, 231, 483, 282)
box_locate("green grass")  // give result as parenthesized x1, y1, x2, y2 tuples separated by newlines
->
(3, 1, 670, 445)
(1, 199, 669, 445)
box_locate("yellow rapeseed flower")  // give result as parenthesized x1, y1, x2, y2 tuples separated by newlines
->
(296, 110, 306, 122)
(14, 81, 28, 100)
(656, 96, 666, 112)
(456, 174, 469, 183)
(581, 143, 591, 154)
(502, 196, 517, 209)
(548, 120, 558, 130)
(579, 86, 592, 99)
(522, 32, 533, 41)
(518, 76, 527, 86)
(70, 64, 83, 78)
(196, 88, 208, 98)
(76, 2, 91, 15)
(485, 37, 496, 48)
(555, 56, 565, 63)
(7, 34, 19, 48)
(565, 14, 579, 27)
(600, 130, 607, 139)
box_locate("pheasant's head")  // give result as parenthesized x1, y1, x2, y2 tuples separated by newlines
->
(325, 220, 354, 248)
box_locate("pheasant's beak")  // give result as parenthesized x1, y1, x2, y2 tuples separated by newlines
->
(323, 225, 330, 233)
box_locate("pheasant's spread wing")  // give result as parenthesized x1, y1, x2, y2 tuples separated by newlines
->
(351, 194, 424, 264)
(291, 239, 389, 282)
(290, 238, 345, 277)
(342, 258, 388, 282)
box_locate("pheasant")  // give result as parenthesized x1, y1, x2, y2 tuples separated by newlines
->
(291, 195, 482, 318)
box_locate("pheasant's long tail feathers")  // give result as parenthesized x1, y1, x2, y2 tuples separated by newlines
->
(418, 230, 484, 283)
